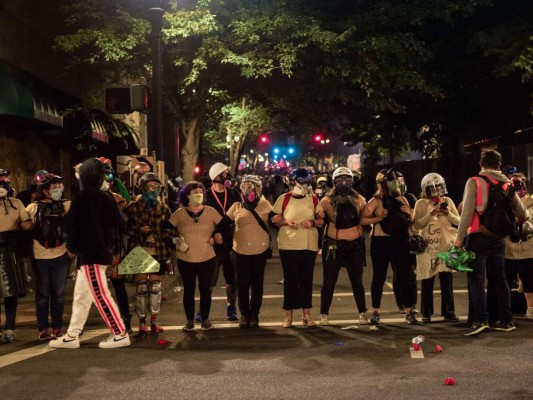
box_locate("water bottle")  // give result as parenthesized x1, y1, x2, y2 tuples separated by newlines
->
(166, 259, 174, 275)
(412, 335, 425, 345)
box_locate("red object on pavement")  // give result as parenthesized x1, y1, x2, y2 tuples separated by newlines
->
(413, 343, 421, 351)
(444, 377, 456, 385)
(158, 339, 169, 345)
(435, 344, 443, 353)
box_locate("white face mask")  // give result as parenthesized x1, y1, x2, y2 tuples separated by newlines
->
(50, 189, 63, 201)
(188, 193, 204, 206)
(292, 183, 310, 196)
(100, 180, 110, 192)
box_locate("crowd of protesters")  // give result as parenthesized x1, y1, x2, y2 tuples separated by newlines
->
(0, 149, 531, 348)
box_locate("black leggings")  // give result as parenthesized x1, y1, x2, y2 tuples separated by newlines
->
(178, 258, 216, 321)
(370, 235, 416, 309)
(320, 238, 367, 314)
(420, 272, 455, 317)
(279, 250, 317, 310)
(235, 251, 268, 316)
(111, 278, 131, 320)
(0, 295, 17, 330)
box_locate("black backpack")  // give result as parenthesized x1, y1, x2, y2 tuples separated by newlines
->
(476, 175, 516, 238)
(33, 201, 66, 248)
(379, 196, 410, 237)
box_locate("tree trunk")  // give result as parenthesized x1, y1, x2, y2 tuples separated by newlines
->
(180, 115, 201, 182)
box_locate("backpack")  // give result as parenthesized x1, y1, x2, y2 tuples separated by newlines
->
(379, 196, 410, 237)
(33, 201, 66, 248)
(475, 175, 516, 238)
(281, 192, 319, 215)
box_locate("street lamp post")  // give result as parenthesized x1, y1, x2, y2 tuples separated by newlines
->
(148, 6, 165, 163)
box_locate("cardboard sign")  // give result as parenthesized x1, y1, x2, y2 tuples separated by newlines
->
(118, 246, 160, 275)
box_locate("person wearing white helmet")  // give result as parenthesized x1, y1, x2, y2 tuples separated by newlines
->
(0, 168, 33, 344)
(271, 168, 325, 328)
(360, 167, 418, 325)
(215, 175, 273, 328)
(413, 172, 460, 323)
(204, 162, 241, 322)
(318, 167, 369, 325)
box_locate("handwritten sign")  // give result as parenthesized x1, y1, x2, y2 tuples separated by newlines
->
(118, 246, 160, 275)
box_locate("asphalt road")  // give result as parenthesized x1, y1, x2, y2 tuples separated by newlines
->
(1, 239, 532, 400)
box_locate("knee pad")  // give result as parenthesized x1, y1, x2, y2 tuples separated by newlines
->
(149, 281, 162, 315)
(134, 280, 149, 319)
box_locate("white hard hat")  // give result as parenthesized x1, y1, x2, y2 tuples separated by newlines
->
(332, 167, 353, 181)
(209, 162, 230, 181)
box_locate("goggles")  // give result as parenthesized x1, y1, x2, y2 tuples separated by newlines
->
(294, 176, 311, 185)
(146, 183, 161, 191)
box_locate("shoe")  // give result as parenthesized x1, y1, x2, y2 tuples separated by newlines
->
(491, 321, 517, 332)
(49, 334, 80, 349)
(1, 329, 15, 343)
(201, 320, 214, 330)
(464, 322, 489, 336)
(443, 314, 459, 322)
(51, 329, 63, 339)
(406, 312, 418, 324)
(421, 316, 432, 323)
(239, 315, 249, 329)
(39, 328, 51, 341)
(248, 314, 259, 329)
(369, 311, 380, 325)
(278, 280, 284, 284)
(302, 315, 315, 327)
(412, 307, 419, 314)
(319, 314, 329, 325)
(182, 320, 194, 332)
(226, 305, 239, 321)
(194, 312, 203, 323)
(282, 316, 293, 328)
(98, 333, 131, 349)
(525, 307, 533, 319)
(358, 312, 369, 325)
(138, 324, 149, 334)
(150, 323, 164, 333)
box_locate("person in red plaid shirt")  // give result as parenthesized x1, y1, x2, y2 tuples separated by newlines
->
(123, 173, 176, 334)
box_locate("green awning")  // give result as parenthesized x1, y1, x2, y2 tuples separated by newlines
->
(0, 60, 63, 127)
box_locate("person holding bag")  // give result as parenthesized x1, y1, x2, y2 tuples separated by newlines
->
(413, 173, 461, 323)
(216, 175, 273, 328)
(361, 167, 418, 325)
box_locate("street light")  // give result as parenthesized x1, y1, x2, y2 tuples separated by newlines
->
(148, 5, 165, 163)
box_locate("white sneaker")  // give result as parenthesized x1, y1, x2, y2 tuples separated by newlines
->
(526, 307, 533, 319)
(358, 312, 369, 325)
(319, 314, 329, 325)
(98, 333, 130, 349)
(49, 334, 80, 349)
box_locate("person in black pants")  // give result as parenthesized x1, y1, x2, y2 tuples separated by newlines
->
(318, 167, 368, 325)
(205, 163, 240, 321)
(361, 167, 418, 325)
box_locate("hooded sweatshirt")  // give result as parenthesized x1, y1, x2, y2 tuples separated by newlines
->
(64, 158, 121, 265)
(456, 169, 527, 242)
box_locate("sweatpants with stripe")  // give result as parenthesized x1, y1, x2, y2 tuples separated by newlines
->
(66, 264, 125, 338)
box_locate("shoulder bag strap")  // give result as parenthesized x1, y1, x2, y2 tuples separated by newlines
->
(249, 207, 271, 241)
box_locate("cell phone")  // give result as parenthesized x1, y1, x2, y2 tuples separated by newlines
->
(440, 202, 448, 209)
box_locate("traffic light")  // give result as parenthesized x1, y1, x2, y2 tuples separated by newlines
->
(105, 87, 132, 114)
(314, 134, 323, 143)
(259, 134, 268, 144)
(130, 84, 150, 112)
(194, 166, 200, 175)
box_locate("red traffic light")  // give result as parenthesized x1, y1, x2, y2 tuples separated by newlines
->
(194, 166, 200, 175)
(314, 134, 323, 142)
(259, 135, 268, 144)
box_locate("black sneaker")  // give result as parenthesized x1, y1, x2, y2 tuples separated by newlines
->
(406, 312, 418, 324)
(248, 314, 259, 329)
(226, 305, 239, 321)
(464, 322, 489, 336)
(491, 321, 517, 332)
(239, 315, 249, 329)
(369, 311, 380, 325)
(443, 314, 460, 322)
